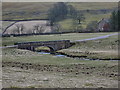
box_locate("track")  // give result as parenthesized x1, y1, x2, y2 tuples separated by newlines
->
(74, 33, 118, 42)
(0, 45, 18, 49)
(1, 33, 118, 49)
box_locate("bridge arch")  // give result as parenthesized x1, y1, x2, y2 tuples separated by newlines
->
(15, 40, 71, 54)
(47, 46, 55, 54)
(34, 45, 55, 54)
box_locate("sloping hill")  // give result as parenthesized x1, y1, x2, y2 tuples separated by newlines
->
(2, 2, 118, 33)
(2, 2, 117, 20)
(69, 2, 117, 10)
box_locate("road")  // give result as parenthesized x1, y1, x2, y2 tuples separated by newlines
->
(0, 45, 18, 49)
(75, 33, 118, 42)
(0, 33, 119, 49)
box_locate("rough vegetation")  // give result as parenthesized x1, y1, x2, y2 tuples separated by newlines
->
(58, 34, 118, 60)
(2, 2, 119, 88)
(2, 2, 117, 20)
(2, 33, 119, 88)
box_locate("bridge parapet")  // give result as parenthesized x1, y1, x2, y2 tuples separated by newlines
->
(14, 40, 72, 53)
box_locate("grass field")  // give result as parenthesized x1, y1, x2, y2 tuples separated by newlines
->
(3, 2, 117, 11)
(58, 13, 111, 31)
(2, 21, 15, 31)
(2, 32, 119, 64)
(2, 13, 111, 33)
(2, 2, 117, 20)
(2, 2, 54, 20)
(2, 32, 119, 60)
(2, 32, 116, 46)
(69, 2, 117, 10)
(59, 34, 118, 59)
(2, 2, 117, 32)
(2, 47, 118, 65)
(2, 12, 111, 33)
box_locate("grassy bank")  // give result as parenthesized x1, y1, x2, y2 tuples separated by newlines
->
(58, 34, 118, 59)
(2, 47, 118, 66)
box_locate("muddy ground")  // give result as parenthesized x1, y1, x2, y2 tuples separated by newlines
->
(2, 61, 118, 88)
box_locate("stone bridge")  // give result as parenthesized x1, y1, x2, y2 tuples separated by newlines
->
(14, 40, 73, 54)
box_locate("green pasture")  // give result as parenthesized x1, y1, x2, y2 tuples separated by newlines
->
(2, 2, 116, 32)
(2, 21, 15, 31)
(69, 2, 117, 10)
(58, 13, 111, 31)
(2, 2, 117, 20)
(2, 13, 111, 33)
(2, 32, 116, 46)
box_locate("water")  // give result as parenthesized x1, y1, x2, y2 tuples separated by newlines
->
(38, 51, 65, 57)
(37, 51, 118, 61)
(38, 52, 50, 55)
(55, 54, 65, 57)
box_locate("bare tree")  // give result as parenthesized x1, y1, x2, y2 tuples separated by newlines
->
(15, 24, 25, 34)
(53, 24, 62, 32)
(33, 24, 45, 33)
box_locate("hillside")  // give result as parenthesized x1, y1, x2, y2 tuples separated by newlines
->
(2, 2, 118, 33)
(2, 2, 118, 20)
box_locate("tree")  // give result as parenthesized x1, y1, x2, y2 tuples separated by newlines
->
(76, 13, 85, 24)
(33, 24, 45, 33)
(110, 10, 119, 31)
(15, 24, 25, 34)
(67, 5, 77, 18)
(86, 21, 98, 32)
(71, 12, 85, 32)
(118, 10, 120, 31)
(67, 5, 85, 24)
(48, 2, 68, 26)
(48, 2, 85, 32)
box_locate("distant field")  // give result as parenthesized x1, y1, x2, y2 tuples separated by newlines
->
(2, 12, 111, 33)
(2, 2, 54, 20)
(58, 13, 111, 31)
(3, 20, 52, 35)
(2, 2, 117, 20)
(2, 21, 15, 31)
(2, 2, 117, 32)
(2, 2, 118, 36)
(3, 2, 117, 12)
(69, 2, 117, 10)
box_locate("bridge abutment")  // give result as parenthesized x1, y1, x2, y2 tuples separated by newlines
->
(30, 46, 35, 51)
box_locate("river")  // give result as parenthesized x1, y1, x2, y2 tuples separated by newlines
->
(37, 51, 118, 61)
